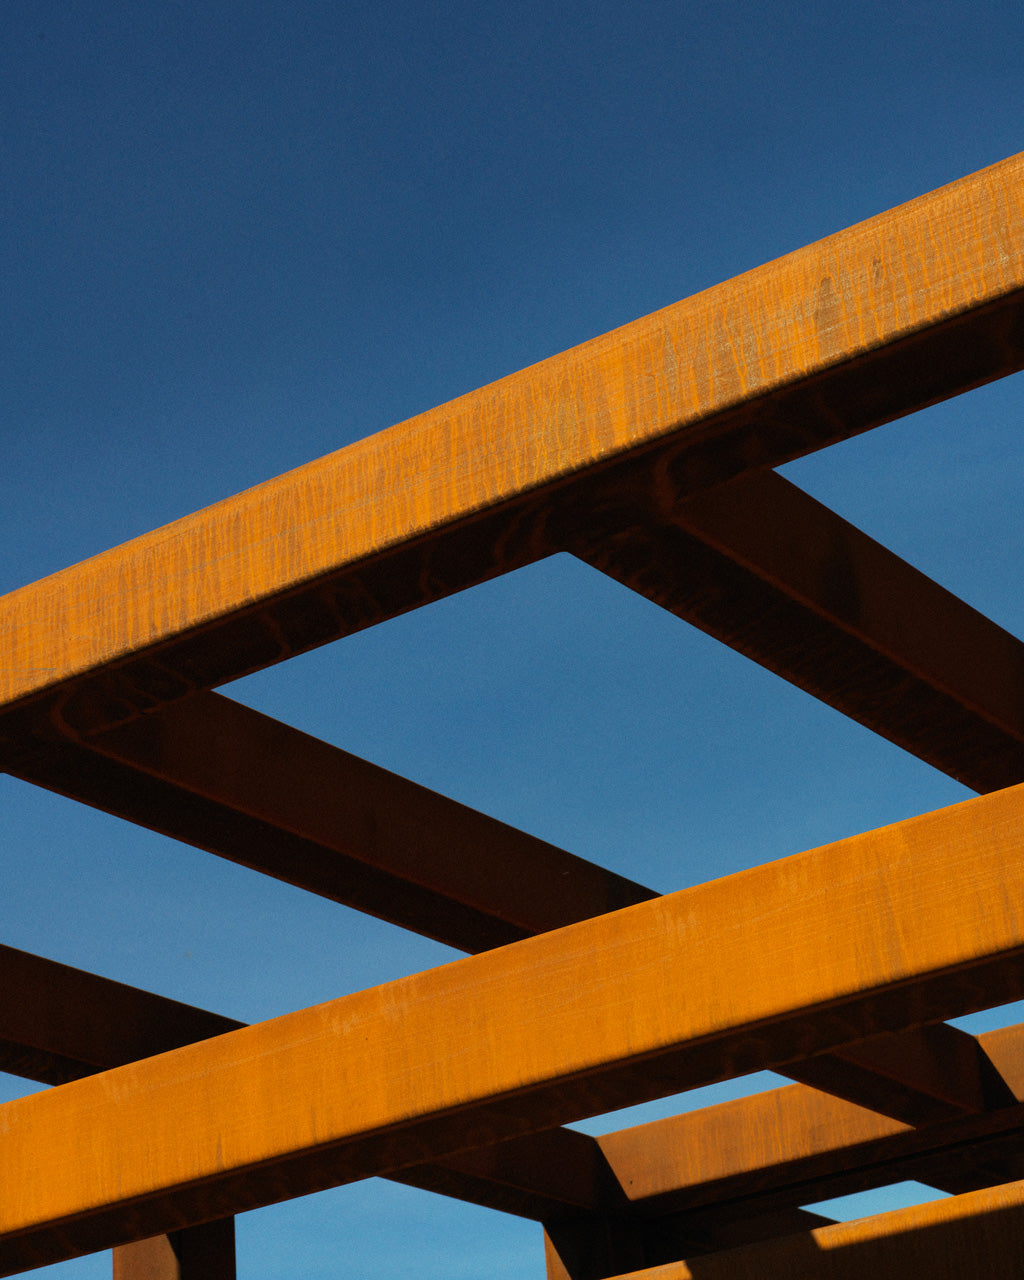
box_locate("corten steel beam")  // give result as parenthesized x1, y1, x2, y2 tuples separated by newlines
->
(5, 696, 1008, 1119)
(0, 944, 243, 1086)
(580, 1178, 1024, 1280)
(592, 1019, 1024, 1216)
(2, 153, 1024, 749)
(0, 949, 244, 1280)
(571, 468, 1024, 795)
(12, 467, 1024, 943)
(406, 1023, 1024, 1226)
(2, 782, 1024, 1270)
(5, 692, 654, 953)
(4, 942, 1023, 1227)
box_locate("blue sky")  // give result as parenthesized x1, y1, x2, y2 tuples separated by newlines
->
(2, 2, 1024, 1276)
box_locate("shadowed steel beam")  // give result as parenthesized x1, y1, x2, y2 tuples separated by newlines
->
(781, 1021, 1016, 1126)
(542, 1208, 839, 1280)
(2, 154, 1024, 746)
(6, 693, 1012, 1118)
(593, 1178, 1024, 1280)
(572, 468, 1024, 794)
(0, 944, 243, 1085)
(2, 781, 1024, 1270)
(5, 947, 1024, 1227)
(6, 691, 654, 953)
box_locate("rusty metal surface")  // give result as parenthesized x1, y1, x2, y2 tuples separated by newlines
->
(3, 155, 1024, 1278)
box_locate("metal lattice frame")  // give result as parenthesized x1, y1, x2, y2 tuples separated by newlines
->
(3, 151, 1024, 1279)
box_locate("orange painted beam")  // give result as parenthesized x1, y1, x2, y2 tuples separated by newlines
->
(2, 782, 1024, 1270)
(573, 469, 1024, 794)
(7, 691, 653, 953)
(596, 1178, 1024, 1280)
(2, 153, 1023, 746)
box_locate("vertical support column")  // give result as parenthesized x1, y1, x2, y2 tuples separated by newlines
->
(543, 1216, 649, 1280)
(112, 1220, 235, 1280)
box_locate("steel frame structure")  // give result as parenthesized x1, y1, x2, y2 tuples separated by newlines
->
(3, 151, 1024, 1278)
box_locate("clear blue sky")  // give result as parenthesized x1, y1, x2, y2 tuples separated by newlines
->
(2, 2, 1024, 1276)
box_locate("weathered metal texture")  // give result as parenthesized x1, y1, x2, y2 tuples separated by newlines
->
(1, 781, 1024, 1270)
(2, 155, 1024, 1278)
(5, 945, 1024, 1228)
(589, 1178, 1024, 1280)
(2, 153, 1023, 750)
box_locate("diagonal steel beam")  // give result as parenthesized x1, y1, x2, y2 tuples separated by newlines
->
(3, 153, 1023, 746)
(6, 684, 1013, 1118)
(5, 941, 1024, 1229)
(571, 468, 1024, 794)
(5, 691, 654, 954)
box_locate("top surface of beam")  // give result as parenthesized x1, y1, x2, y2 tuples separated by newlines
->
(2, 152, 1023, 725)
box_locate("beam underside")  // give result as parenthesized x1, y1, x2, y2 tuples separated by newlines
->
(584, 1178, 1024, 1280)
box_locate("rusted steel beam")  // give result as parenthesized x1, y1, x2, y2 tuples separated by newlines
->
(5, 941, 1024, 1228)
(6, 691, 1011, 1117)
(594, 1019, 1024, 1216)
(782, 1022, 1016, 1125)
(572, 468, 1024, 794)
(2, 782, 1024, 1270)
(6, 691, 654, 953)
(593, 1177, 1024, 1280)
(3, 154, 1023, 748)
(0, 944, 242, 1086)
(2, 948, 1023, 1280)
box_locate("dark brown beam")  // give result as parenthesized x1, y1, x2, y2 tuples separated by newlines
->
(543, 1208, 838, 1280)
(570, 468, 1024, 795)
(581, 1178, 1024, 1280)
(6, 689, 655, 954)
(782, 1022, 1016, 1126)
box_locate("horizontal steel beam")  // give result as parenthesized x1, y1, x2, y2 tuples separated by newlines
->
(3, 154, 1023, 746)
(2, 781, 1024, 1270)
